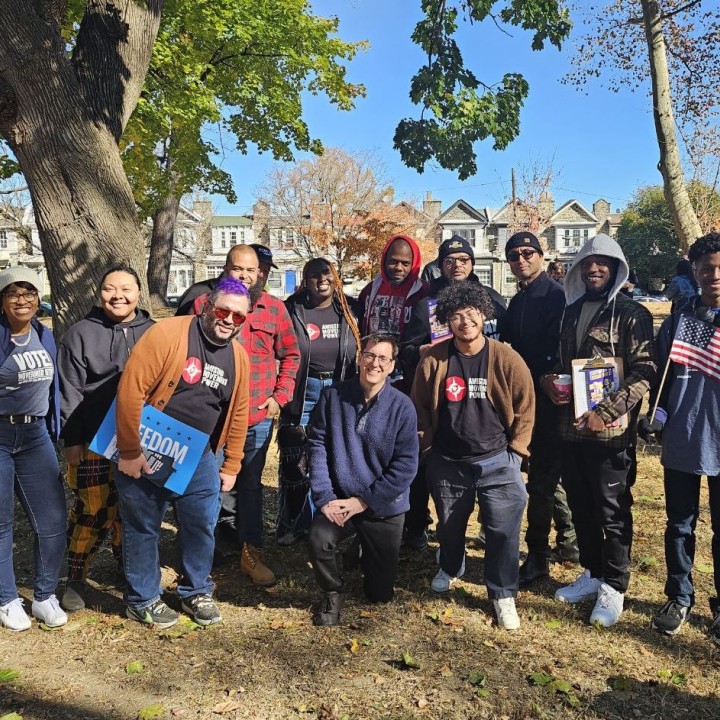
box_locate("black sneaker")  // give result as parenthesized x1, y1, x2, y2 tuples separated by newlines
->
(181, 594, 222, 626)
(651, 600, 690, 636)
(709, 598, 720, 646)
(404, 528, 428, 551)
(126, 600, 179, 629)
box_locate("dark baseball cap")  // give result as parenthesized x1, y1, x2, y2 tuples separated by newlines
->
(438, 235, 475, 264)
(250, 243, 278, 269)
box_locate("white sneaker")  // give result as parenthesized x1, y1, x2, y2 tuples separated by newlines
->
(589, 583, 624, 628)
(430, 556, 466, 593)
(0, 598, 31, 631)
(32, 595, 68, 628)
(554, 569, 603, 604)
(493, 597, 520, 630)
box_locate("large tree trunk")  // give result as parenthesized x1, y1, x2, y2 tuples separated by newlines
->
(147, 192, 181, 308)
(0, 0, 164, 335)
(641, 0, 703, 252)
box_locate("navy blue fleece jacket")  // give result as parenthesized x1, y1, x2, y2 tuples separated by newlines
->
(307, 378, 419, 517)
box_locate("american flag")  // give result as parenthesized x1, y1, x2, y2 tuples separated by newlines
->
(669, 314, 720, 382)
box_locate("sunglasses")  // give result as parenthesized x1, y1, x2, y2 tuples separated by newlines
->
(507, 249, 538, 262)
(211, 306, 247, 326)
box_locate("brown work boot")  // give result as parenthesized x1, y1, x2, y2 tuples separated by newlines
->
(240, 543, 276, 586)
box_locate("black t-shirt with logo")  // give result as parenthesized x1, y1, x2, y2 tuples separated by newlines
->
(435, 342, 507, 461)
(163, 318, 235, 446)
(304, 304, 341, 374)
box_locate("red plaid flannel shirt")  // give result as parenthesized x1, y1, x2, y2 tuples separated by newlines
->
(238, 292, 300, 426)
(193, 290, 300, 426)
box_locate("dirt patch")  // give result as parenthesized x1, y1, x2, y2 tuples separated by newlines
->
(2, 445, 720, 720)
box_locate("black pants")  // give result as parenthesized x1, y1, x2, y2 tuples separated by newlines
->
(308, 512, 404, 603)
(561, 442, 634, 593)
(404, 464, 432, 533)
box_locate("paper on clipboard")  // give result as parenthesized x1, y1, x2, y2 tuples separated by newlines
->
(571, 357, 627, 429)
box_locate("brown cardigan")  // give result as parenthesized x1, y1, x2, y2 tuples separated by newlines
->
(411, 338, 536, 458)
(116, 315, 250, 476)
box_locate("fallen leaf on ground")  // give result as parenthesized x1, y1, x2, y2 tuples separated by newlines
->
(416, 697, 429, 709)
(212, 700, 242, 713)
(347, 638, 360, 653)
(401, 651, 420, 669)
(0, 669, 19, 683)
(125, 661, 144, 675)
(137, 706, 164, 720)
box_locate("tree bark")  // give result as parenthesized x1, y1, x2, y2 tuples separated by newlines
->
(147, 192, 181, 308)
(641, 0, 703, 252)
(0, 1, 164, 334)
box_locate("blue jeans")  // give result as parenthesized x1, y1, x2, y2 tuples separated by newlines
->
(218, 418, 273, 547)
(664, 468, 720, 608)
(428, 449, 527, 599)
(276, 377, 332, 539)
(0, 419, 65, 605)
(115, 449, 220, 609)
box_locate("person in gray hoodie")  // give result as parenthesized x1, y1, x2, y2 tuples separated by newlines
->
(540, 234, 657, 628)
(58, 264, 154, 612)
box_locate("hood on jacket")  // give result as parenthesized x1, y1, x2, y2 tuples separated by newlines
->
(83, 305, 155, 362)
(380, 234, 422, 288)
(564, 233, 629, 306)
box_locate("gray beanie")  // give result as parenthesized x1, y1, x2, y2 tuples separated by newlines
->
(0, 266, 44, 295)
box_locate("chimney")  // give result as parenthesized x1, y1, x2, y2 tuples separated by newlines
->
(192, 198, 212, 220)
(423, 191, 442, 220)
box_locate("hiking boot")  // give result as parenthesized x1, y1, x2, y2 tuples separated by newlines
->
(61, 581, 87, 612)
(651, 600, 690, 636)
(555, 569, 602, 604)
(493, 597, 520, 631)
(0, 598, 31, 632)
(405, 528, 428, 551)
(240, 543, 276, 586)
(519, 552, 550, 588)
(32, 595, 68, 628)
(709, 597, 720, 646)
(550, 544, 580, 565)
(181, 594, 222, 626)
(126, 600, 179, 629)
(313, 591, 346, 627)
(431, 556, 466, 593)
(589, 583, 624, 628)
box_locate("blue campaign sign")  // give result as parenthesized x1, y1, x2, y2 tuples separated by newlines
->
(89, 400, 210, 495)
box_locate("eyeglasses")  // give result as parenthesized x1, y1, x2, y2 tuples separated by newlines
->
(448, 309, 483, 325)
(211, 306, 246, 326)
(507, 249, 538, 262)
(442, 256, 472, 267)
(4, 290, 38, 304)
(360, 351, 394, 367)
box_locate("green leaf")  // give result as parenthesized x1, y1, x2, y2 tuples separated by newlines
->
(0, 668, 19, 683)
(610, 675, 633, 691)
(671, 673, 687, 685)
(401, 651, 420, 669)
(39, 623, 63, 631)
(468, 671, 486, 687)
(528, 671, 554, 687)
(639, 556, 657, 570)
(137, 705, 164, 720)
(657, 669, 673, 679)
(549, 679, 572, 694)
(0, 713, 24, 720)
(696, 564, 713, 574)
(543, 620, 562, 629)
(126, 661, 145, 675)
(476, 689, 491, 698)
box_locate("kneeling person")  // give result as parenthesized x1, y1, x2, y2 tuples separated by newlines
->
(307, 332, 419, 626)
(115, 277, 250, 628)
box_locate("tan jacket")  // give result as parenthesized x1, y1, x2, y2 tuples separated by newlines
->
(116, 316, 249, 476)
(411, 338, 535, 458)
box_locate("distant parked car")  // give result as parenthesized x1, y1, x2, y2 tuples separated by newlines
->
(635, 295, 668, 303)
(166, 296, 180, 308)
(38, 301, 53, 317)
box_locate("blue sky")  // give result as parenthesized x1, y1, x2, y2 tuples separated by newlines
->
(215, 0, 661, 217)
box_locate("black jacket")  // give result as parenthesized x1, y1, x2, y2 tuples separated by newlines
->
(499, 271, 565, 384)
(58, 307, 155, 445)
(176, 278, 218, 316)
(281, 295, 360, 425)
(399, 273, 507, 385)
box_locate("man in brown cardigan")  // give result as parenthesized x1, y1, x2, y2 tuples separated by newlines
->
(115, 277, 250, 629)
(412, 281, 534, 630)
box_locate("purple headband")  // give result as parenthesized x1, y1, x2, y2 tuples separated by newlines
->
(215, 276, 250, 297)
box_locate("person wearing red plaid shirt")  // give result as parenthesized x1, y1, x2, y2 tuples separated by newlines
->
(181, 245, 300, 585)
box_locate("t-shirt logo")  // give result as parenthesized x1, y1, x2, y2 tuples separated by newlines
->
(307, 323, 321, 341)
(182, 356, 203, 384)
(445, 376, 467, 402)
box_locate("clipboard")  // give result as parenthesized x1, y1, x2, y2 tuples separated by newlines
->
(571, 357, 627, 429)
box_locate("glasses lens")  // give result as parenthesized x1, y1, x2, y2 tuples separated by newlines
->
(213, 307, 245, 326)
(6, 291, 38, 303)
(362, 352, 392, 366)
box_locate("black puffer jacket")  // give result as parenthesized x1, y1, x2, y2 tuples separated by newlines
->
(58, 306, 155, 445)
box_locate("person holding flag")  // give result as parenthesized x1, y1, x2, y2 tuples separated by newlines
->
(640, 232, 720, 642)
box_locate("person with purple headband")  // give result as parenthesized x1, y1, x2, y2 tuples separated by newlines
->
(114, 276, 250, 628)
